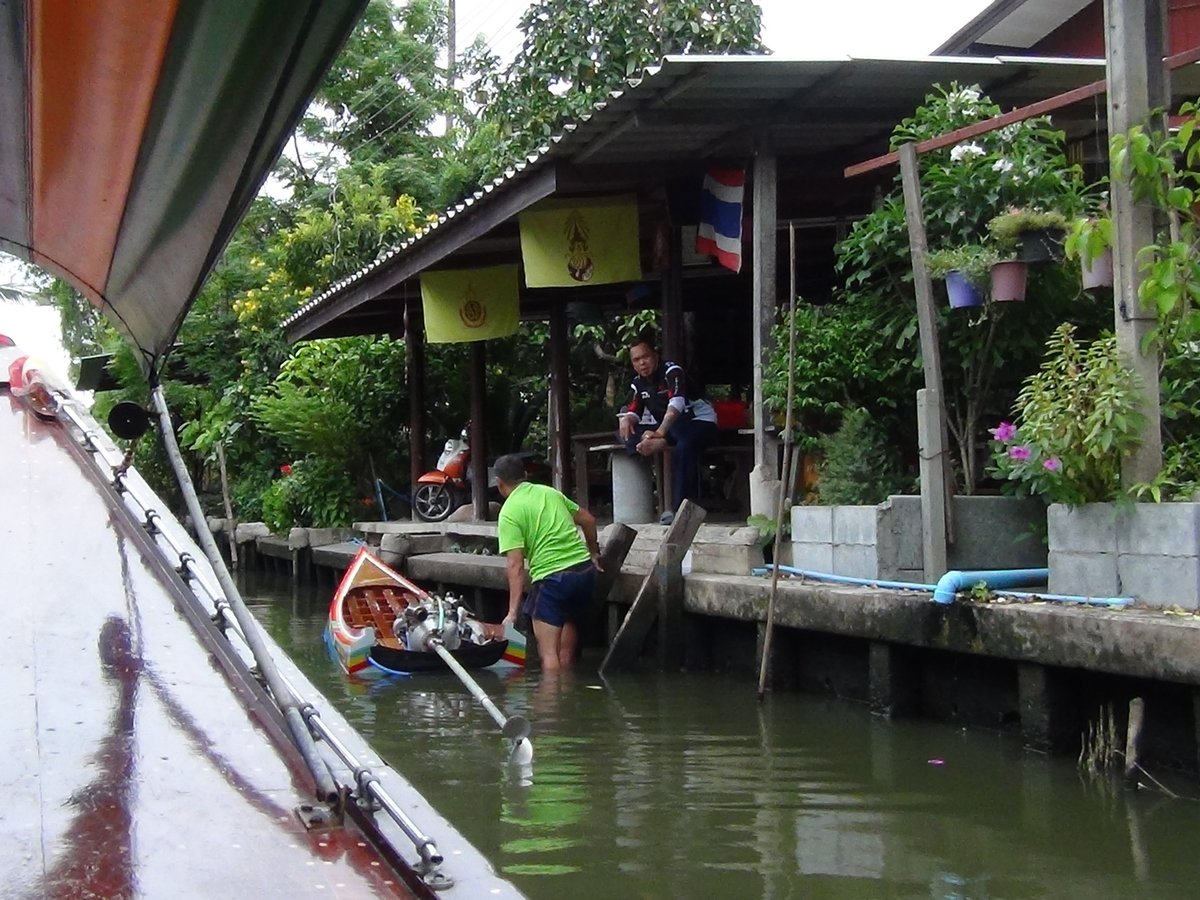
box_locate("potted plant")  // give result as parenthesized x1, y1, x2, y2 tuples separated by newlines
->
(1064, 213, 1114, 289)
(927, 244, 997, 308)
(988, 207, 1070, 263)
(989, 256, 1028, 302)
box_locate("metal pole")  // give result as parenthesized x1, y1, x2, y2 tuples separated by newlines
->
(430, 641, 531, 742)
(150, 382, 339, 802)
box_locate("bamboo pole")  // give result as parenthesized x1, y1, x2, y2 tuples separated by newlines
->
(215, 441, 238, 570)
(758, 223, 797, 700)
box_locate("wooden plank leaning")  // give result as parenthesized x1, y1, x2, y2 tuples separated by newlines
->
(599, 500, 706, 674)
(585, 523, 637, 638)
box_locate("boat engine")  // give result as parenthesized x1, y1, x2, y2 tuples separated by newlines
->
(399, 597, 464, 652)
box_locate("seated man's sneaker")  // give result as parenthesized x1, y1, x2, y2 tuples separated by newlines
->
(659, 510, 675, 525)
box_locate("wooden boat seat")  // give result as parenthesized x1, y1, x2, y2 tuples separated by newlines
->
(345, 587, 411, 647)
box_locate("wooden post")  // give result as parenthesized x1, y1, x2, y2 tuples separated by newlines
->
(405, 298, 426, 521)
(662, 225, 684, 363)
(751, 148, 778, 473)
(900, 143, 950, 581)
(469, 341, 488, 520)
(549, 301, 571, 493)
(656, 542, 685, 670)
(586, 522, 637, 632)
(600, 499, 706, 673)
(1105, 0, 1166, 484)
(1124, 696, 1145, 786)
(215, 441, 238, 570)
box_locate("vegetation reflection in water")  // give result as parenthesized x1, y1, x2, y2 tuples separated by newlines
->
(244, 572, 1200, 899)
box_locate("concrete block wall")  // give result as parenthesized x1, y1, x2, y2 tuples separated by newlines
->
(1049, 503, 1200, 608)
(792, 495, 1049, 582)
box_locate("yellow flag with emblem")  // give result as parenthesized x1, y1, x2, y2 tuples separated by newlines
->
(420, 264, 520, 343)
(519, 195, 642, 288)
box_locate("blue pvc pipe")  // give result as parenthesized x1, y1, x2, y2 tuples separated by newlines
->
(932, 568, 1048, 605)
(752, 565, 936, 592)
(756, 564, 1132, 608)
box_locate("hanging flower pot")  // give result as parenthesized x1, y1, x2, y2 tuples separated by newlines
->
(990, 259, 1028, 302)
(1080, 247, 1114, 289)
(989, 209, 1069, 264)
(1018, 227, 1065, 263)
(945, 270, 985, 308)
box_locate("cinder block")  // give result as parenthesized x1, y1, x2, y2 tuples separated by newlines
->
(1121, 503, 1200, 556)
(791, 505, 834, 543)
(1047, 503, 1118, 553)
(879, 496, 923, 572)
(950, 496, 1048, 569)
(691, 544, 765, 575)
(235, 522, 271, 544)
(1118, 553, 1200, 609)
(833, 506, 878, 546)
(833, 542, 880, 580)
(790, 542, 834, 574)
(1048, 550, 1119, 597)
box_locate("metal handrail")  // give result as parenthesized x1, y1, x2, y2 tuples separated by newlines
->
(57, 398, 445, 872)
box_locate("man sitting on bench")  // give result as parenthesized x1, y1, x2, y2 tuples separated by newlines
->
(617, 334, 718, 525)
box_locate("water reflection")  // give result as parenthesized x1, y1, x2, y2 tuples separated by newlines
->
(245, 572, 1200, 900)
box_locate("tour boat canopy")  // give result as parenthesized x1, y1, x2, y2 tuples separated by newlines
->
(0, 0, 366, 369)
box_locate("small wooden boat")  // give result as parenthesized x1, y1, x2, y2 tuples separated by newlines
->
(326, 546, 525, 676)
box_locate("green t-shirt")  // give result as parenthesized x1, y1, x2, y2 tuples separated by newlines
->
(497, 482, 591, 583)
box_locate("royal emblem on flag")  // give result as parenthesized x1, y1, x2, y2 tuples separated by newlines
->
(696, 168, 745, 273)
(519, 195, 641, 288)
(420, 265, 519, 343)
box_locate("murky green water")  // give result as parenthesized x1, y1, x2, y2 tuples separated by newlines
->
(244, 572, 1200, 899)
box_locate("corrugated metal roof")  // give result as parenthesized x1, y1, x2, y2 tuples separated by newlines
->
(285, 52, 1192, 340)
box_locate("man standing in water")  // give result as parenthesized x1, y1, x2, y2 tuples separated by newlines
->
(495, 454, 603, 672)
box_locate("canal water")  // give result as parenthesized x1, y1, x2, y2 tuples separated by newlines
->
(243, 572, 1199, 899)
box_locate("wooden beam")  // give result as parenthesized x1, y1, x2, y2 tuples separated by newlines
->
(751, 148, 778, 473)
(899, 143, 949, 581)
(469, 342, 488, 520)
(846, 45, 1200, 180)
(405, 297, 426, 521)
(1106, 0, 1166, 484)
(599, 499, 706, 673)
(655, 542, 685, 670)
(662, 224, 683, 362)
(549, 300, 570, 493)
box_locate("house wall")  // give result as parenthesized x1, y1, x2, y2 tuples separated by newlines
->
(1032, 0, 1200, 58)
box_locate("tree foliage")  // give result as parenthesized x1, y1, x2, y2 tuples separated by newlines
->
(465, 0, 764, 177)
(770, 84, 1109, 495)
(46, 0, 766, 530)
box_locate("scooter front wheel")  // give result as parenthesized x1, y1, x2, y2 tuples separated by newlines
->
(414, 482, 457, 522)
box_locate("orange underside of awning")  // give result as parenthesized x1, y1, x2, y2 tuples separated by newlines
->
(29, 0, 179, 299)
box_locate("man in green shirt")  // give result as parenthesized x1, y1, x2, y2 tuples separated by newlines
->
(495, 454, 602, 672)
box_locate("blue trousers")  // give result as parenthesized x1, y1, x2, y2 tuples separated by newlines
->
(622, 417, 717, 510)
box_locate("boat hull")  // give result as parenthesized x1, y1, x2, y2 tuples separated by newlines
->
(368, 639, 510, 675)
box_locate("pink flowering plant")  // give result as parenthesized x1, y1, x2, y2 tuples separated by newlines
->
(988, 324, 1143, 506)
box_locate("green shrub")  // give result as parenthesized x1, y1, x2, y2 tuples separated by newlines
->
(816, 408, 911, 505)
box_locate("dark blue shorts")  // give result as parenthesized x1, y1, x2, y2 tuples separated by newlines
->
(523, 560, 596, 627)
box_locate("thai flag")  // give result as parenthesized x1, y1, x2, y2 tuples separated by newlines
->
(696, 167, 745, 273)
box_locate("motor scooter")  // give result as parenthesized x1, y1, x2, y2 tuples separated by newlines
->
(413, 427, 472, 522)
(412, 426, 549, 522)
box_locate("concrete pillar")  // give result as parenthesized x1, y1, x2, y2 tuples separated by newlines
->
(612, 453, 655, 523)
(1017, 662, 1068, 753)
(868, 641, 921, 717)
